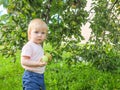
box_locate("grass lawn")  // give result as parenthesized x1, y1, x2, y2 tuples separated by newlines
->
(0, 52, 23, 90)
(0, 51, 120, 90)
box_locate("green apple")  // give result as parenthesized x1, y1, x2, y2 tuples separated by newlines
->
(46, 53, 51, 58)
(42, 55, 48, 62)
(45, 53, 52, 61)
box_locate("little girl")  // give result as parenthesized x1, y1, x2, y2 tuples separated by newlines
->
(21, 18, 48, 90)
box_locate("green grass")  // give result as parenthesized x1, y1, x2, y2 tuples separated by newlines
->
(0, 53, 23, 90)
(0, 45, 3, 49)
(45, 61, 120, 90)
(0, 52, 120, 90)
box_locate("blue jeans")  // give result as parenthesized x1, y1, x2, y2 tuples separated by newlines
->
(22, 70, 46, 90)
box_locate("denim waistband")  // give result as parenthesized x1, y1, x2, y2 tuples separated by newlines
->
(24, 70, 44, 77)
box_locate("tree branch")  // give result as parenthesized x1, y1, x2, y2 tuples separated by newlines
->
(110, 0, 118, 10)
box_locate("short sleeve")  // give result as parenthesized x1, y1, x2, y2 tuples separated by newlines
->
(21, 44, 32, 57)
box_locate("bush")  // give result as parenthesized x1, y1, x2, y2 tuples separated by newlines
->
(0, 53, 120, 90)
(0, 54, 23, 90)
(80, 44, 120, 72)
(45, 60, 120, 90)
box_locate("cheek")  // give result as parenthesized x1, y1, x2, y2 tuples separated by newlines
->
(43, 35, 47, 39)
(30, 34, 36, 39)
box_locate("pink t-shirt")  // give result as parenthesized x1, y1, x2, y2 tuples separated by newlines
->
(21, 41, 45, 74)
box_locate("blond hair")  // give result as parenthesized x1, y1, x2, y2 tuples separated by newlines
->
(28, 18, 48, 40)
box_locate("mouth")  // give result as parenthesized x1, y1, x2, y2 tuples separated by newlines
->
(38, 39, 41, 41)
(38, 39, 42, 41)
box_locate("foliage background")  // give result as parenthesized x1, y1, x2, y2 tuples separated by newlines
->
(0, 0, 120, 90)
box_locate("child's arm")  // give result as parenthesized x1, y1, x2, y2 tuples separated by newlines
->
(21, 56, 47, 67)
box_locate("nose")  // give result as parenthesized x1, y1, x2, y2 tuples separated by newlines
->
(38, 33, 42, 36)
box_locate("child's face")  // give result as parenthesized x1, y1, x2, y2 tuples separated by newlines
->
(30, 28, 47, 44)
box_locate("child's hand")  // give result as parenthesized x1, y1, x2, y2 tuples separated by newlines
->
(38, 59, 47, 66)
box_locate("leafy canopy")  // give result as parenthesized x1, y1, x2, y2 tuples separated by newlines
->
(0, 0, 120, 71)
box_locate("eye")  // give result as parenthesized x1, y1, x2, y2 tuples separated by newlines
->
(34, 31, 39, 33)
(41, 32, 46, 34)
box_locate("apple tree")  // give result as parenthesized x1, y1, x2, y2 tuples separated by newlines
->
(0, 0, 120, 71)
(0, 0, 88, 61)
(80, 0, 120, 71)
